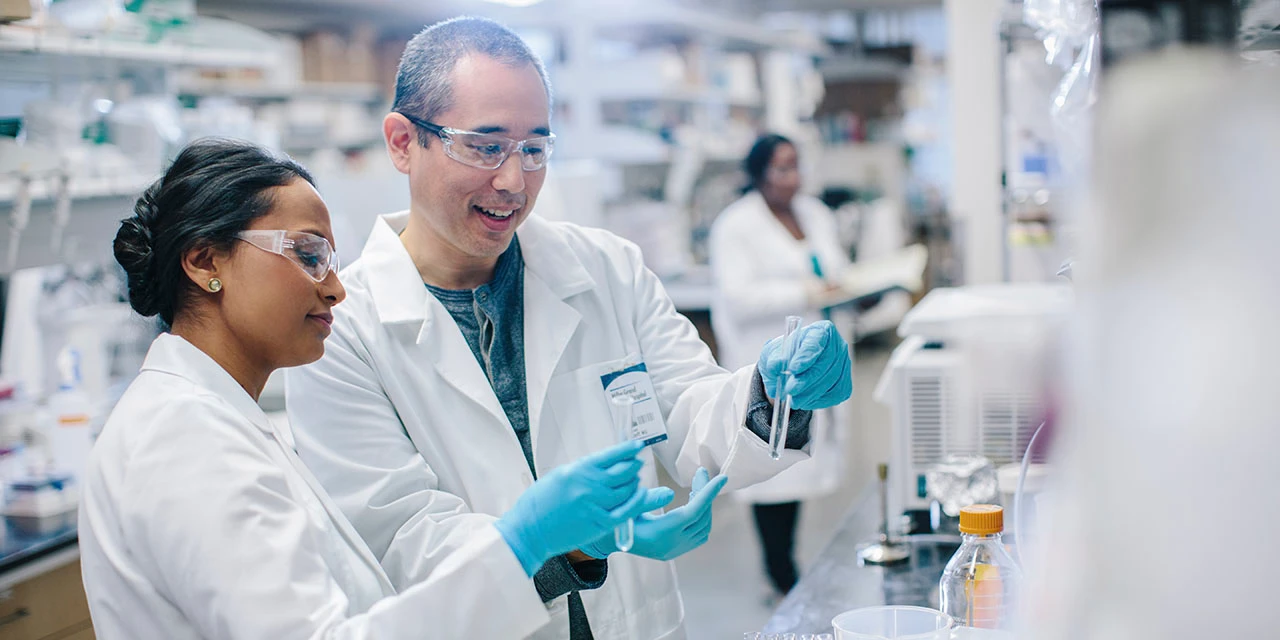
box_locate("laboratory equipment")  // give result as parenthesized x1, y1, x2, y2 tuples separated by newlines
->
(45, 346, 100, 482)
(768, 315, 802, 460)
(874, 284, 1070, 519)
(3, 472, 78, 535)
(831, 605, 952, 640)
(926, 455, 998, 518)
(611, 394, 636, 553)
(938, 505, 1023, 631)
(857, 463, 911, 565)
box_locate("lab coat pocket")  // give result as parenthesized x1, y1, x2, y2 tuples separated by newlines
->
(542, 353, 641, 469)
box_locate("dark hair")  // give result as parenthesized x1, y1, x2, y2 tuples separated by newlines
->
(393, 16, 552, 147)
(114, 138, 314, 327)
(743, 133, 795, 194)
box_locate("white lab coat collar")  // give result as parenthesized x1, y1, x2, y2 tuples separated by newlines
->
(141, 333, 278, 439)
(359, 211, 597, 329)
(357, 211, 596, 453)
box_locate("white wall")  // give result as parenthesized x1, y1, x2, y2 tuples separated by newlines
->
(945, 0, 1005, 284)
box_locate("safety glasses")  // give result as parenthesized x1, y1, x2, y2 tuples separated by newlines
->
(398, 111, 556, 171)
(235, 230, 339, 282)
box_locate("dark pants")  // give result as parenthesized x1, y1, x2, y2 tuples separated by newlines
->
(752, 501, 801, 593)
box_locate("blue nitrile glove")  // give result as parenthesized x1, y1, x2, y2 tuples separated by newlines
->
(581, 467, 729, 562)
(495, 440, 661, 576)
(757, 320, 853, 410)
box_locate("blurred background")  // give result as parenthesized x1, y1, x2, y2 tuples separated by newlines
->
(0, 1, 1277, 638)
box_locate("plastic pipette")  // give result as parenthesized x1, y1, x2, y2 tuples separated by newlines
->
(768, 316, 802, 460)
(611, 394, 636, 552)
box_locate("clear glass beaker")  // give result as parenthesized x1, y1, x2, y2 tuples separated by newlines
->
(831, 606, 952, 640)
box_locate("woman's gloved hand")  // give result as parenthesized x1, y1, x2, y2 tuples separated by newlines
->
(756, 320, 853, 410)
(494, 440, 660, 576)
(580, 467, 729, 562)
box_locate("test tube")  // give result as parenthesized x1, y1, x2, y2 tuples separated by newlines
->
(611, 394, 636, 553)
(768, 316, 803, 460)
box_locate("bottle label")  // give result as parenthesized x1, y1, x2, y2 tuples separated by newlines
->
(57, 414, 91, 426)
(965, 564, 1004, 628)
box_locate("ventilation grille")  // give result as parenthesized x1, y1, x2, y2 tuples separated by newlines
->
(906, 373, 948, 466)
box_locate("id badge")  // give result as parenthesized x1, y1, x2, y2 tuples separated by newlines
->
(601, 361, 669, 446)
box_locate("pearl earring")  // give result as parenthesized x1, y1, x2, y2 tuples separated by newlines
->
(208, 278, 222, 293)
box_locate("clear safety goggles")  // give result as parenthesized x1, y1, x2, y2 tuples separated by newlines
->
(398, 111, 556, 171)
(235, 230, 339, 282)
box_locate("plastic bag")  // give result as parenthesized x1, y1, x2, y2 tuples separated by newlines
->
(1050, 33, 1099, 187)
(1024, 0, 1098, 67)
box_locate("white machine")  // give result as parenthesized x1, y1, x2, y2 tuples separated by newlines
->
(874, 283, 1071, 518)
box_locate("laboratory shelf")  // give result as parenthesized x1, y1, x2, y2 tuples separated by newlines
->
(559, 86, 763, 109)
(177, 80, 386, 103)
(590, 3, 825, 54)
(0, 173, 154, 204)
(0, 24, 277, 68)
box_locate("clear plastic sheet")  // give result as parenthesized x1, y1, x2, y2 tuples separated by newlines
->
(1023, 0, 1098, 67)
(1050, 33, 1099, 187)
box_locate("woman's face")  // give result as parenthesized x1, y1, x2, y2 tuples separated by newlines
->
(760, 142, 801, 207)
(216, 178, 346, 370)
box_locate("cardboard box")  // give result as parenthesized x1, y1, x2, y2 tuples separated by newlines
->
(301, 31, 348, 83)
(1, 0, 33, 22)
(346, 23, 378, 84)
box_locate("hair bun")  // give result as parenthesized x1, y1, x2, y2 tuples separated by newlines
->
(114, 188, 162, 317)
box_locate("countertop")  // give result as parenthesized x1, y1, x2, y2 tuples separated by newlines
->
(0, 513, 79, 589)
(761, 490, 960, 636)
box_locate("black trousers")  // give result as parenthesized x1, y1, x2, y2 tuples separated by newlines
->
(752, 501, 801, 593)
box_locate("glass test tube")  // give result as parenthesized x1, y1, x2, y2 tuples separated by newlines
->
(611, 394, 636, 552)
(768, 316, 803, 460)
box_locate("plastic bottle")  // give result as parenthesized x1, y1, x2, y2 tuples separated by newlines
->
(939, 504, 1023, 631)
(46, 347, 96, 482)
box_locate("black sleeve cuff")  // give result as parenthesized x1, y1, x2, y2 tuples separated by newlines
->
(745, 367, 813, 450)
(532, 555, 609, 602)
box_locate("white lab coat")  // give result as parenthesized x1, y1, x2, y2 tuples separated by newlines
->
(79, 333, 550, 640)
(285, 212, 809, 640)
(709, 191, 849, 504)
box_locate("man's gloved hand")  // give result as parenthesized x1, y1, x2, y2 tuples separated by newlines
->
(494, 440, 660, 576)
(756, 320, 853, 410)
(581, 467, 729, 562)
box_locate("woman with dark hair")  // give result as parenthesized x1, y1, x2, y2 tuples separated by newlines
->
(709, 133, 851, 599)
(78, 138, 668, 639)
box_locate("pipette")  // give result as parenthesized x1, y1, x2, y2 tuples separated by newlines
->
(767, 316, 802, 460)
(611, 394, 636, 552)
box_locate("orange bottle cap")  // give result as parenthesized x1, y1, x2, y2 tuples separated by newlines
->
(959, 504, 1004, 535)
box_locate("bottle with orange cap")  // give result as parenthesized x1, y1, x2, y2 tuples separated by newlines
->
(938, 504, 1024, 632)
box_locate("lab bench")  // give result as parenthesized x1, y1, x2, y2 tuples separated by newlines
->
(0, 517, 91, 640)
(761, 490, 960, 636)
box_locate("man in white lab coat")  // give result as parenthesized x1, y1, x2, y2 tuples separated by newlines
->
(286, 17, 853, 640)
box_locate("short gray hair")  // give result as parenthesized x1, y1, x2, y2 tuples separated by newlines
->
(393, 16, 553, 146)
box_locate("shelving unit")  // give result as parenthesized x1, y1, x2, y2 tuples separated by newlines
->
(0, 173, 154, 204)
(510, 1, 829, 274)
(0, 24, 278, 68)
(588, 3, 825, 54)
(0, 20, 283, 273)
(176, 79, 384, 103)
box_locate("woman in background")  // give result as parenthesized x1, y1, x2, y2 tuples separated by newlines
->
(78, 138, 669, 639)
(709, 133, 851, 598)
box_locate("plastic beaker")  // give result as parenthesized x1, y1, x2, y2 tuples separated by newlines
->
(831, 606, 952, 640)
